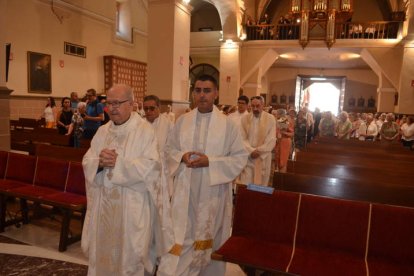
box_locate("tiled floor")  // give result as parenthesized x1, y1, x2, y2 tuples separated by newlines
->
(0, 215, 245, 275)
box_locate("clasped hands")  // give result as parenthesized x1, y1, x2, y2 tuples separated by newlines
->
(99, 148, 118, 168)
(182, 152, 209, 168)
(250, 149, 261, 159)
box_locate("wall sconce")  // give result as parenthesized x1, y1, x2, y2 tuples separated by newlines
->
(183, 0, 190, 4)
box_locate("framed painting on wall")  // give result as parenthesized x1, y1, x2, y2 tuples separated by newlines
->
(27, 51, 51, 94)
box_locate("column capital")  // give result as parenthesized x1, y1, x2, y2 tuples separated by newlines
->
(377, 87, 397, 94)
(0, 87, 13, 99)
(243, 83, 262, 89)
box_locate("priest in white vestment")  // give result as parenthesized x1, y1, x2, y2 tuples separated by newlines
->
(158, 75, 248, 276)
(144, 95, 174, 195)
(240, 96, 276, 186)
(164, 104, 176, 123)
(143, 95, 175, 256)
(82, 84, 161, 276)
(228, 95, 249, 130)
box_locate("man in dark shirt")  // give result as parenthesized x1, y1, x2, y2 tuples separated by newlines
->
(83, 88, 104, 139)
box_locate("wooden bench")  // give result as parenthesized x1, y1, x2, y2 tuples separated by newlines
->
(11, 128, 71, 153)
(11, 118, 44, 130)
(11, 127, 91, 153)
(34, 144, 88, 162)
(212, 185, 414, 275)
(303, 140, 414, 161)
(295, 151, 414, 169)
(286, 160, 414, 186)
(0, 151, 86, 251)
(273, 172, 414, 208)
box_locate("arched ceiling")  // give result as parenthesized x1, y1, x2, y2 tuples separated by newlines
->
(190, 0, 245, 39)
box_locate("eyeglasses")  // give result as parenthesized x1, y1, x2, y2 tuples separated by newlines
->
(194, 87, 214, 94)
(107, 99, 129, 108)
(143, 106, 157, 112)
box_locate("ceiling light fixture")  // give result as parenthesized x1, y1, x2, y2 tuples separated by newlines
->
(310, 77, 327, 81)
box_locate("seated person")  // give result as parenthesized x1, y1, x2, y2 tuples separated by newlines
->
(349, 24, 363, 38)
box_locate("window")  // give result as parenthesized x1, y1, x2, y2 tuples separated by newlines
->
(115, 1, 132, 42)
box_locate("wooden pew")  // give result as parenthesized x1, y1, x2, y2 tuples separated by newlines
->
(11, 128, 71, 153)
(0, 152, 86, 251)
(213, 185, 414, 275)
(273, 172, 414, 208)
(286, 160, 414, 186)
(34, 144, 88, 162)
(295, 151, 414, 169)
(31, 128, 72, 146)
(303, 140, 414, 161)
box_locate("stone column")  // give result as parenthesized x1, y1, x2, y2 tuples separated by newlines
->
(219, 41, 241, 105)
(242, 83, 262, 99)
(147, 0, 192, 116)
(377, 88, 397, 113)
(0, 0, 13, 151)
(396, 1, 414, 114)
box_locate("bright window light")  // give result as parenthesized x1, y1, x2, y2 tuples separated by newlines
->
(308, 82, 340, 116)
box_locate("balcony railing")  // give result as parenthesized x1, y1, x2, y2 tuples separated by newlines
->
(245, 21, 401, 41)
(334, 21, 400, 39)
(246, 24, 300, 41)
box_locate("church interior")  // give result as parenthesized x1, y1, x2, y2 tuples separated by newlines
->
(1, 0, 414, 275)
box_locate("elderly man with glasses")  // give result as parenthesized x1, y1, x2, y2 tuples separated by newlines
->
(240, 95, 276, 186)
(82, 84, 161, 275)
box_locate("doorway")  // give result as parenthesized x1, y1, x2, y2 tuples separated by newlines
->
(295, 76, 346, 116)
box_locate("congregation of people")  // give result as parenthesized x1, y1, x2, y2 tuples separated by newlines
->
(34, 77, 414, 276)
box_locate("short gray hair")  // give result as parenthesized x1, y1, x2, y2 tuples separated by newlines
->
(77, 101, 86, 109)
(276, 108, 287, 116)
(109, 84, 134, 102)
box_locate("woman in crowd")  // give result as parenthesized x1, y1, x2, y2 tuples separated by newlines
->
(350, 113, 363, 139)
(379, 113, 400, 144)
(400, 115, 414, 149)
(318, 111, 336, 137)
(42, 96, 57, 128)
(274, 109, 294, 173)
(56, 97, 73, 135)
(336, 111, 353, 139)
(358, 113, 378, 141)
(294, 110, 308, 151)
(66, 102, 86, 148)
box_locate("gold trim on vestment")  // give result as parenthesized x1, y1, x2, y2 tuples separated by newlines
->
(169, 244, 183, 256)
(193, 239, 213, 251)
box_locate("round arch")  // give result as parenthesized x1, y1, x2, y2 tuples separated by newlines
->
(189, 63, 220, 107)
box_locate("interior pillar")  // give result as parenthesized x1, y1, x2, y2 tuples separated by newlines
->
(377, 88, 397, 113)
(242, 83, 262, 99)
(0, 0, 12, 151)
(396, 1, 414, 114)
(147, 0, 192, 116)
(219, 41, 241, 105)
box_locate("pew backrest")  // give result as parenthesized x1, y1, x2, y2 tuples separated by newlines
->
(34, 157, 69, 191)
(5, 153, 36, 183)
